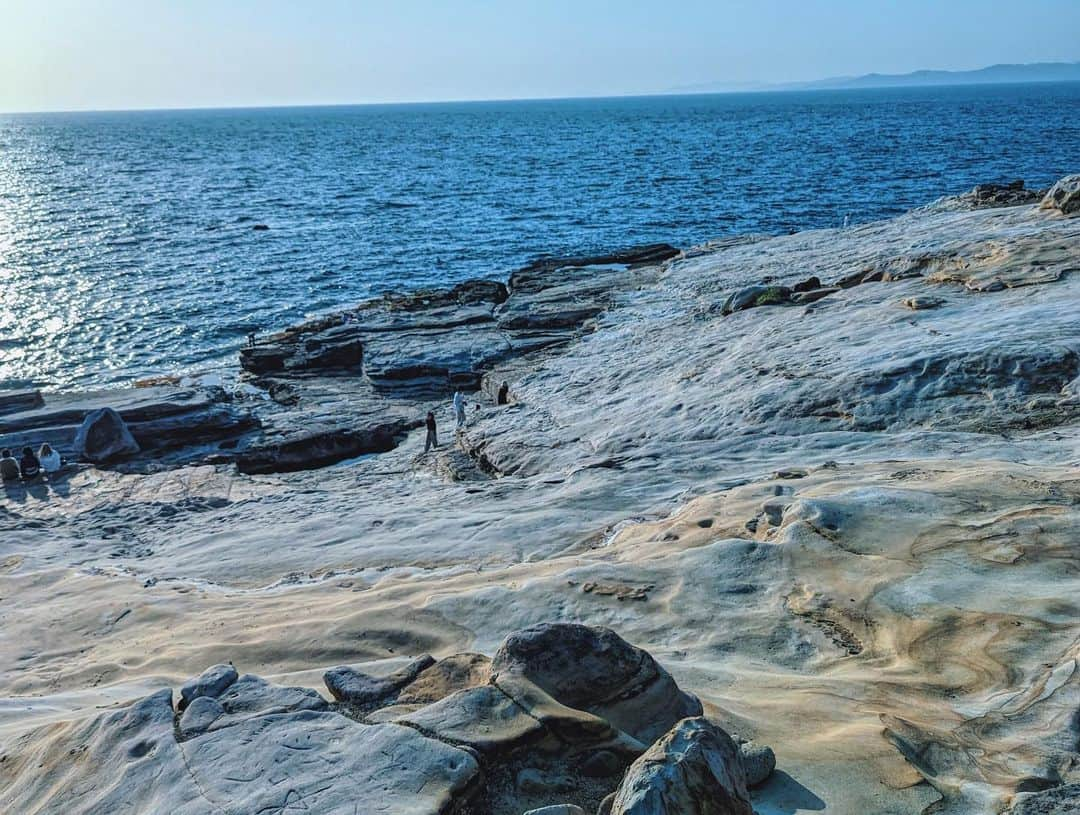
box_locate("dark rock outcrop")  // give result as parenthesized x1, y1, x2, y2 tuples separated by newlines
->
(0, 389, 43, 416)
(235, 419, 411, 474)
(240, 245, 679, 400)
(969, 180, 1043, 209)
(609, 718, 754, 815)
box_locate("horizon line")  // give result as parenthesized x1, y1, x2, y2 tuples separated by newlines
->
(4, 75, 1080, 117)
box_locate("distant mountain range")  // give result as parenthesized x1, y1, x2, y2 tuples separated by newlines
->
(674, 62, 1080, 95)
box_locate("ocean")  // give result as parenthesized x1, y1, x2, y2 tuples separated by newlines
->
(1, 82, 1078, 390)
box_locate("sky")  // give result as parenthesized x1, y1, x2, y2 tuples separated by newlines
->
(2, 0, 1079, 112)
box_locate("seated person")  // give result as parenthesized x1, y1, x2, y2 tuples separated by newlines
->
(38, 443, 62, 474)
(0, 449, 19, 481)
(19, 446, 41, 480)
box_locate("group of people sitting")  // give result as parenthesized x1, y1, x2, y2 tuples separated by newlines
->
(1, 444, 63, 482)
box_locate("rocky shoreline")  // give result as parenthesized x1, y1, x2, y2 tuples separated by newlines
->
(2, 176, 1080, 814)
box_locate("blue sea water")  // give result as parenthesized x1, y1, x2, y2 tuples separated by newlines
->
(1, 83, 1078, 390)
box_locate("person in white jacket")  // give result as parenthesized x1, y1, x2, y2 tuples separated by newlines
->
(38, 443, 62, 475)
(452, 390, 466, 428)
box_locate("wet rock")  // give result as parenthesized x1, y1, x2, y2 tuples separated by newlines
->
(74, 407, 140, 463)
(362, 323, 506, 396)
(491, 622, 702, 744)
(598, 793, 617, 815)
(737, 740, 776, 786)
(396, 652, 492, 705)
(323, 654, 435, 709)
(238, 345, 288, 374)
(178, 663, 237, 710)
(1041, 175, 1080, 216)
(903, 296, 945, 310)
(609, 718, 753, 815)
(523, 806, 588, 815)
(239, 325, 363, 374)
(0, 389, 43, 416)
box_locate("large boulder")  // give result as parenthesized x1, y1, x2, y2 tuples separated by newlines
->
(73, 406, 140, 462)
(491, 623, 702, 744)
(609, 718, 754, 815)
(1041, 175, 1080, 215)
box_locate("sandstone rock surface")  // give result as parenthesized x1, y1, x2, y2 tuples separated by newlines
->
(5, 179, 1080, 815)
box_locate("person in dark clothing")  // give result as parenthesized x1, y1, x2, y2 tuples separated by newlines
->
(19, 446, 41, 480)
(424, 411, 438, 452)
(0, 449, 19, 481)
(497, 381, 510, 405)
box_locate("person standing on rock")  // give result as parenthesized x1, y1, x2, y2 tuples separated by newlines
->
(452, 390, 466, 428)
(497, 381, 510, 405)
(424, 411, 438, 452)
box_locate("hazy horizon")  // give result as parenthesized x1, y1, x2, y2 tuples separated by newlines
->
(3, 0, 1080, 114)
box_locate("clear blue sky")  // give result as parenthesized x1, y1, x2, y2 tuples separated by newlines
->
(3, 0, 1079, 112)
